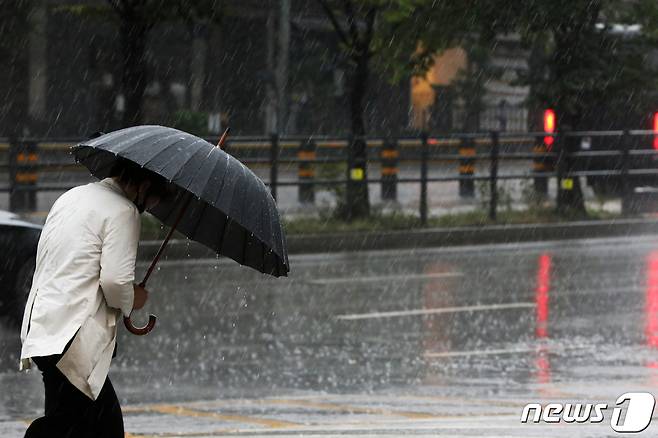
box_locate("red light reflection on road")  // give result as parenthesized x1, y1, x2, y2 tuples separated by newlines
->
(534, 253, 552, 385)
(645, 252, 658, 370)
(535, 254, 551, 339)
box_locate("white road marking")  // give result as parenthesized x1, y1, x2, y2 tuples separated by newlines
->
(424, 344, 591, 358)
(309, 271, 463, 285)
(336, 302, 535, 320)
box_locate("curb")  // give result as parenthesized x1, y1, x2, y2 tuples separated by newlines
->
(137, 218, 658, 260)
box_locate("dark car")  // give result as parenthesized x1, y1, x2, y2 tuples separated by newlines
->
(0, 210, 41, 322)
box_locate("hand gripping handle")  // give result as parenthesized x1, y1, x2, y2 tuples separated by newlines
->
(123, 281, 157, 335)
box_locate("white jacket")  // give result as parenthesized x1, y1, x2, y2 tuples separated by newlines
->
(20, 177, 140, 400)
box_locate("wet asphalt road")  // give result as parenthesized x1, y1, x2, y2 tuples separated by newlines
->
(3, 235, 658, 436)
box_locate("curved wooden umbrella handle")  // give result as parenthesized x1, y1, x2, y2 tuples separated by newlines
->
(124, 281, 157, 336)
(123, 312, 157, 335)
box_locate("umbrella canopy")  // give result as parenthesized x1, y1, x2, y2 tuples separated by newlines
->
(72, 125, 289, 277)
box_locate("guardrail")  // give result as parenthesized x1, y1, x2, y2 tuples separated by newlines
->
(2, 130, 657, 222)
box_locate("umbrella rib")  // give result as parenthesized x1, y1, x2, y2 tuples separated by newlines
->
(86, 125, 153, 147)
(166, 138, 209, 184)
(260, 240, 266, 274)
(257, 195, 276, 272)
(124, 131, 188, 161)
(142, 137, 195, 176)
(242, 227, 249, 266)
(188, 196, 208, 243)
(217, 213, 229, 255)
(178, 143, 217, 196)
(103, 129, 161, 155)
(76, 147, 116, 176)
(170, 145, 217, 246)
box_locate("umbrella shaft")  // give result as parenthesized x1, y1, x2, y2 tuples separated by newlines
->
(140, 194, 193, 287)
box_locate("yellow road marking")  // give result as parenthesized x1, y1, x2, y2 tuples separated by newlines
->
(265, 399, 516, 421)
(138, 404, 299, 429)
(124, 397, 511, 423)
(394, 394, 527, 409)
(266, 398, 438, 419)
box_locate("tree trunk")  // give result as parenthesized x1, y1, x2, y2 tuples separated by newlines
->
(315, 0, 373, 220)
(553, 29, 587, 217)
(344, 52, 371, 220)
(264, 7, 277, 133)
(275, 0, 290, 134)
(555, 122, 587, 216)
(121, 17, 149, 127)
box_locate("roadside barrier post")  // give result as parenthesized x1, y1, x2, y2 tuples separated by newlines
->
(270, 133, 279, 201)
(345, 136, 353, 221)
(381, 138, 398, 201)
(458, 137, 476, 197)
(298, 138, 316, 204)
(489, 131, 499, 221)
(420, 132, 429, 225)
(533, 135, 550, 196)
(9, 140, 38, 212)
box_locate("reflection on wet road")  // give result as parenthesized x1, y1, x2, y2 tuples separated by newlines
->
(3, 235, 658, 436)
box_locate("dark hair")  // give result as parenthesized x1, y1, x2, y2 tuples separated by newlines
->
(108, 158, 176, 202)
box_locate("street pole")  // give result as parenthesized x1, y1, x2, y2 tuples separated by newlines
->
(489, 131, 499, 221)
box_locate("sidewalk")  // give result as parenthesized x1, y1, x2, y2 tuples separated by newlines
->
(0, 386, 637, 437)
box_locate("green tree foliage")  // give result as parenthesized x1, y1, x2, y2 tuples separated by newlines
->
(315, 0, 518, 220)
(518, 0, 658, 214)
(519, 0, 657, 129)
(390, 0, 518, 78)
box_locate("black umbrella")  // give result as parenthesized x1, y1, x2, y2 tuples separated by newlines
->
(72, 125, 289, 333)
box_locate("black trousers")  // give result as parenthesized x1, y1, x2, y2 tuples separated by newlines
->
(24, 348, 124, 438)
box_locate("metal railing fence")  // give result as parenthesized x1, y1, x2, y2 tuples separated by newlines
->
(2, 129, 657, 222)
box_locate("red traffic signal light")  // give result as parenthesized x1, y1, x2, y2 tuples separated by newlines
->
(544, 109, 556, 149)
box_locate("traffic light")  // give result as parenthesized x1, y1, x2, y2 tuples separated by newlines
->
(544, 109, 556, 149)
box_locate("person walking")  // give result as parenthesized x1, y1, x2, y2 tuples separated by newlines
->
(20, 158, 172, 437)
